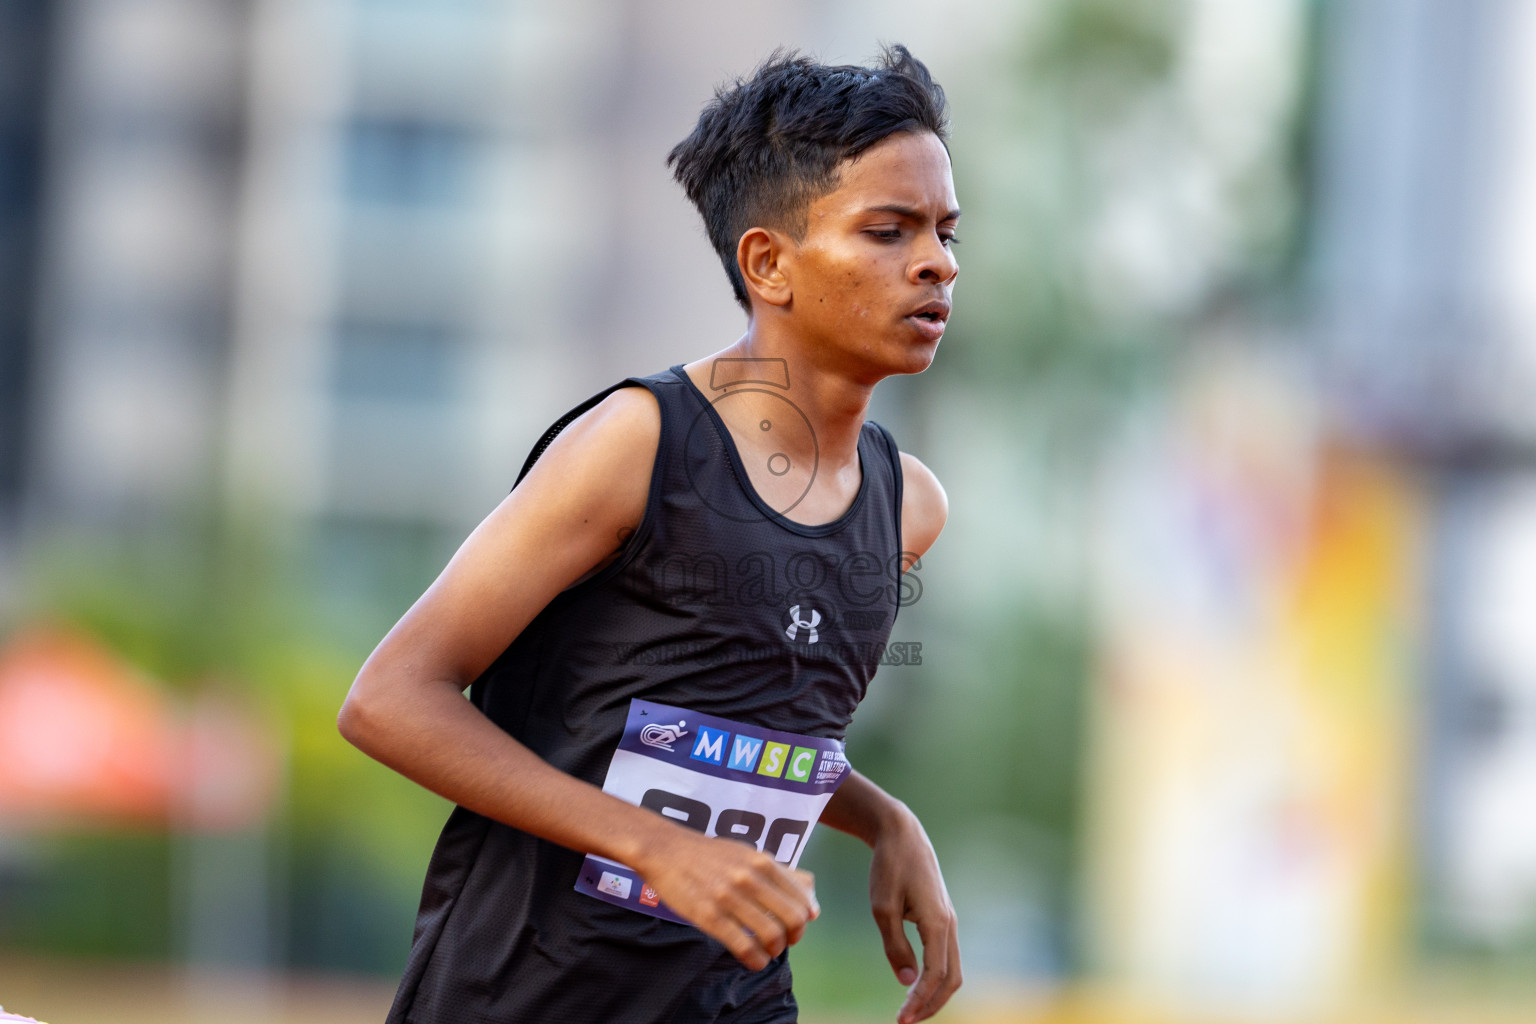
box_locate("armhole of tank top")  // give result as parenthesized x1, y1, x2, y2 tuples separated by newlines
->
(511, 377, 669, 598)
(872, 421, 906, 627)
(513, 379, 636, 487)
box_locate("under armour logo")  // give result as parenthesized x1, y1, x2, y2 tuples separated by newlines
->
(785, 605, 821, 644)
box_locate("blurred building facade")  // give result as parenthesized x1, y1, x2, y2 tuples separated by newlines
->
(27, 1, 247, 529)
(0, 2, 53, 596)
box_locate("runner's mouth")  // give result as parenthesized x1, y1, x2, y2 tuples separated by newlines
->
(906, 299, 951, 324)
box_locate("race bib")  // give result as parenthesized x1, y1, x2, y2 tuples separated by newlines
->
(574, 698, 851, 924)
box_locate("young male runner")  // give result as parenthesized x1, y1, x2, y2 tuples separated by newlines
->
(340, 45, 961, 1024)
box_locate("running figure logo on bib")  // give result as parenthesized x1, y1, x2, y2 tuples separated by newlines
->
(574, 699, 851, 924)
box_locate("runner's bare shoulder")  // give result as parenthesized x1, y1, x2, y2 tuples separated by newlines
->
(505, 384, 660, 568)
(390, 385, 661, 681)
(341, 386, 660, 710)
(898, 451, 948, 561)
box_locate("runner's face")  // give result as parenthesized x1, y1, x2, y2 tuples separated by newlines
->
(785, 131, 959, 378)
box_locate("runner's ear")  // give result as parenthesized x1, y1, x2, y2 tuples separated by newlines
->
(737, 227, 792, 309)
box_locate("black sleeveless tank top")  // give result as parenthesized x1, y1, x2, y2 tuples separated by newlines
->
(386, 365, 906, 1024)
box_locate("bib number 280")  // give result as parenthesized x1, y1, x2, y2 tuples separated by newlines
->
(641, 788, 810, 864)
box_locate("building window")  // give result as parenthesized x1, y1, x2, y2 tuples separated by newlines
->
(343, 117, 472, 206)
(330, 320, 458, 403)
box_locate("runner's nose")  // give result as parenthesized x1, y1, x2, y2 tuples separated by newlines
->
(910, 231, 958, 286)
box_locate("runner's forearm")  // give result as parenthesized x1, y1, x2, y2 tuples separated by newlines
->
(820, 768, 911, 847)
(339, 675, 675, 870)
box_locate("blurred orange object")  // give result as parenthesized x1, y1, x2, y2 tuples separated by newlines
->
(0, 628, 278, 830)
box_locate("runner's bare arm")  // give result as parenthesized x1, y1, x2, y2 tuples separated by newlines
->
(337, 387, 816, 971)
(819, 452, 960, 1024)
(820, 773, 960, 1024)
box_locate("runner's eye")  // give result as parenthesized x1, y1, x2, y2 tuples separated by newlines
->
(866, 229, 902, 241)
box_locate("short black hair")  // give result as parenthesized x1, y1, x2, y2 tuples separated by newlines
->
(668, 44, 950, 311)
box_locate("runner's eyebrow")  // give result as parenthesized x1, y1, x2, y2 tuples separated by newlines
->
(860, 203, 962, 222)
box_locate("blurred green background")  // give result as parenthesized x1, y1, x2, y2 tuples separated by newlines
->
(5, 1, 1536, 1022)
